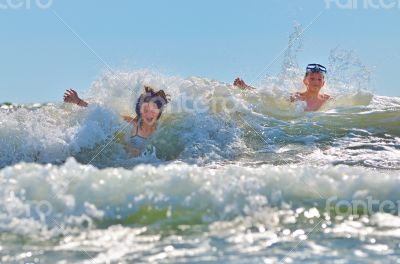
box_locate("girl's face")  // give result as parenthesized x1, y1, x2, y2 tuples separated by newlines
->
(303, 72, 325, 93)
(140, 102, 160, 126)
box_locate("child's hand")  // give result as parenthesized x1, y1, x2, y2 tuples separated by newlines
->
(233, 77, 242, 87)
(233, 77, 255, 90)
(63, 89, 81, 105)
(289, 92, 304, 102)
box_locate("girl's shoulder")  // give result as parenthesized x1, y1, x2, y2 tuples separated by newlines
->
(121, 115, 138, 125)
(120, 115, 139, 135)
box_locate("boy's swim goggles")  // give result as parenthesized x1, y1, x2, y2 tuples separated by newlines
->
(306, 64, 327, 74)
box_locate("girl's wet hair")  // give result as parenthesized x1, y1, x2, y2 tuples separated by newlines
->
(135, 86, 170, 120)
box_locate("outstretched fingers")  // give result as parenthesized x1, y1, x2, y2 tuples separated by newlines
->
(63, 89, 79, 103)
(233, 77, 241, 86)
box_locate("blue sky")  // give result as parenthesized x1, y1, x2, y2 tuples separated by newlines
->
(1, 0, 399, 103)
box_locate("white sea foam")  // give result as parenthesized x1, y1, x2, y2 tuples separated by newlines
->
(0, 158, 399, 235)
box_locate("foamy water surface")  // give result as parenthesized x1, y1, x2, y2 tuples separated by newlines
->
(1, 48, 400, 263)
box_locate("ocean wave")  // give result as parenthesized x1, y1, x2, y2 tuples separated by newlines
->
(1, 158, 399, 237)
(0, 70, 399, 169)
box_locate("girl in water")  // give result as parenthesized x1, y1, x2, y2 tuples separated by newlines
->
(63, 86, 170, 156)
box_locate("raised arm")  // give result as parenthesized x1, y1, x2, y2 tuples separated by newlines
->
(63, 89, 88, 107)
(233, 77, 256, 90)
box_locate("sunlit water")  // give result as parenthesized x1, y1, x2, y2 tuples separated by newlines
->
(1, 42, 400, 263)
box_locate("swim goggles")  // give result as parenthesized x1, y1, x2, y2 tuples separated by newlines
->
(306, 63, 327, 74)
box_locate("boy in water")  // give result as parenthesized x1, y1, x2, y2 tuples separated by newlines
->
(233, 63, 330, 112)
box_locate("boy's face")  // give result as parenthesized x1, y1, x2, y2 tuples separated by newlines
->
(303, 72, 325, 93)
